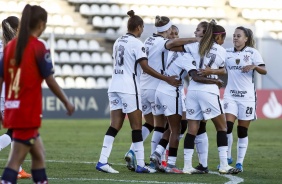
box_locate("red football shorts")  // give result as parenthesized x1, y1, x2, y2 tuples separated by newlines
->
(12, 128, 39, 145)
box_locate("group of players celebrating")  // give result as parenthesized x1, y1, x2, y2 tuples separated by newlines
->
(96, 10, 267, 175)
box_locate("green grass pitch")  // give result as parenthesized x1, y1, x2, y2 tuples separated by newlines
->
(0, 119, 281, 184)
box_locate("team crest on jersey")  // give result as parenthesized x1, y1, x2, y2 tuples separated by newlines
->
(235, 59, 240, 65)
(243, 55, 250, 62)
(142, 47, 145, 53)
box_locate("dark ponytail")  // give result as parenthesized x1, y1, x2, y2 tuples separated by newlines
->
(199, 19, 217, 57)
(127, 10, 143, 32)
(15, 4, 47, 66)
(1, 16, 19, 46)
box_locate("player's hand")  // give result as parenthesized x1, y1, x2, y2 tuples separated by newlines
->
(242, 65, 256, 73)
(216, 79, 224, 88)
(65, 102, 75, 116)
(165, 75, 182, 87)
(198, 64, 212, 76)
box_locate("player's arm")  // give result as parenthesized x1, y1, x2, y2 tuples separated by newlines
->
(198, 66, 227, 77)
(139, 59, 181, 87)
(242, 64, 267, 75)
(165, 37, 199, 50)
(189, 69, 224, 88)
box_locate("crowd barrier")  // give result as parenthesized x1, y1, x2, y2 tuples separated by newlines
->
(42, 89, 282, 119)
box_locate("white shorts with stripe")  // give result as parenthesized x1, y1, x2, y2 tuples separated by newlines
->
(155, 90, 183, 116)
(141, 89, 156, 115)
(223, 98, 256, 121)
(181, 88, 186, 112)
(108, 92, 141, 114)
(186, 90, 223, 120)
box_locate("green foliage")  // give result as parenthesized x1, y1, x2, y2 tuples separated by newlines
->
(0, 119, 281, 184)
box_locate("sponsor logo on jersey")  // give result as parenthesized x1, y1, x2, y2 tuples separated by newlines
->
(111, 99, 119, 105)
(114, 69, 123, 74)
(230, 90, 247, 97)
(5, 100, 20, 109)
(236, 59, 240, 65)
(203, 108, 211, 114)
(187, 109, 194, 115)
(228, 66, 244, 70)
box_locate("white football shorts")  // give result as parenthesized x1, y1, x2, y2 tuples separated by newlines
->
(108, 92, 141, 114)
(155, 90, 183, 116)
(181, 88, 186, 112)
(223, 98, 256, 121)
(141, 89, 156, 115)
(186, 90, 224, 120)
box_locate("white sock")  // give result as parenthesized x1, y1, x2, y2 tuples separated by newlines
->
(98, 135, 115, 163)
(218, 146, 228, 168)
(195, 132, 208, 167)
(133, 141, 145, 167)
(130, 125, 151, 150)
(183, 149, 194, 168)
(155, 144, 165, 156)
(19, 165, 22, 172)
(167, 156, 176, 166)
(0, 134, 12, 151)
(237, 137, 248, 164)
(227, 133, 233, 159)
(151, 131, 163, 155)
(161, 144, 169, 161)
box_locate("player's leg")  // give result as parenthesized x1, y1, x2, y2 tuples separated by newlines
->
(194, 120, 209, 173)
(223, 99, 239, 164)
(0, 129, 12, 151)
(29, 136, 48, 183)
(235, 101, 254, 172)
(96, 92, 125, 173)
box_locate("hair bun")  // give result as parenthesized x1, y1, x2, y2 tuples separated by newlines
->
(127, 10, 135, 17)
(210, 19, 217, 25)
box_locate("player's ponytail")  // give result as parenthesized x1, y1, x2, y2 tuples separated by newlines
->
(2, 16, 19, 46)
(15, 4, 47, 66)
(199, 19, 217, 57)
(127, 10, 143, 32)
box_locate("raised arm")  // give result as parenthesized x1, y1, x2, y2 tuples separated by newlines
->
(165, 37, 198, 50)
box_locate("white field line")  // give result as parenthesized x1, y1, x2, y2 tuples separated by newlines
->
(0, 159, 244, 184)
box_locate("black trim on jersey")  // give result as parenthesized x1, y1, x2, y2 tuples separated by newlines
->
(258, 64, 265, 66)
(153, 33, 165, 38)
(217, 95, 223, 114)
(182, 45, 186, 52)
(136, 57, 147, 64)
(234, 46, 247, 52)
(175, 87, 180, 114)
(132, 74, 139, 110)
(164, 40, 170, 50)
(219, 66, 224, 69)
(126, 33, 136, 38)
(161, 52, 165, 74)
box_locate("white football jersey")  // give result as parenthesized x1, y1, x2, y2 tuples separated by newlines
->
(156, 51, 196, 97)
(140, 34, 169, 90)
(224, 46, 265, 101)
(108, 33, 147, 94)
(0, 40, 4, 98)
(184, 42, 226, 95)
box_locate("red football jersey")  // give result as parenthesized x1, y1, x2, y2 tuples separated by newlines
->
(0, 36, 54, 128)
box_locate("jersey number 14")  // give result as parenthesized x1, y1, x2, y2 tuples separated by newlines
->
(8, 68, 21, 99)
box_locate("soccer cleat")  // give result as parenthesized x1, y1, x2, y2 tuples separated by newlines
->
(124, 150, 136, 171)
(96, 162, 119, 173)
(18, 169, 32, 179)
(235, 163, 243, 172)
(183, 166, 200, 174)
(164, 164, 183, 174)
(194, 163, 209, 174)
(218, 165, 240, 174)
(135, 165, 156, 173)
(228, 157, 233, 165)
(161, 160, 167, 167)
(150, 151, 162, 171)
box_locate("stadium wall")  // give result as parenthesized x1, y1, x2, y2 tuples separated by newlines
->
(42, 89, 282, 119)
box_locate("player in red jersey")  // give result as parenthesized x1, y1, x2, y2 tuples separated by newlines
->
(0, 4, 75, 184)
(0, 15, 32, 179)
